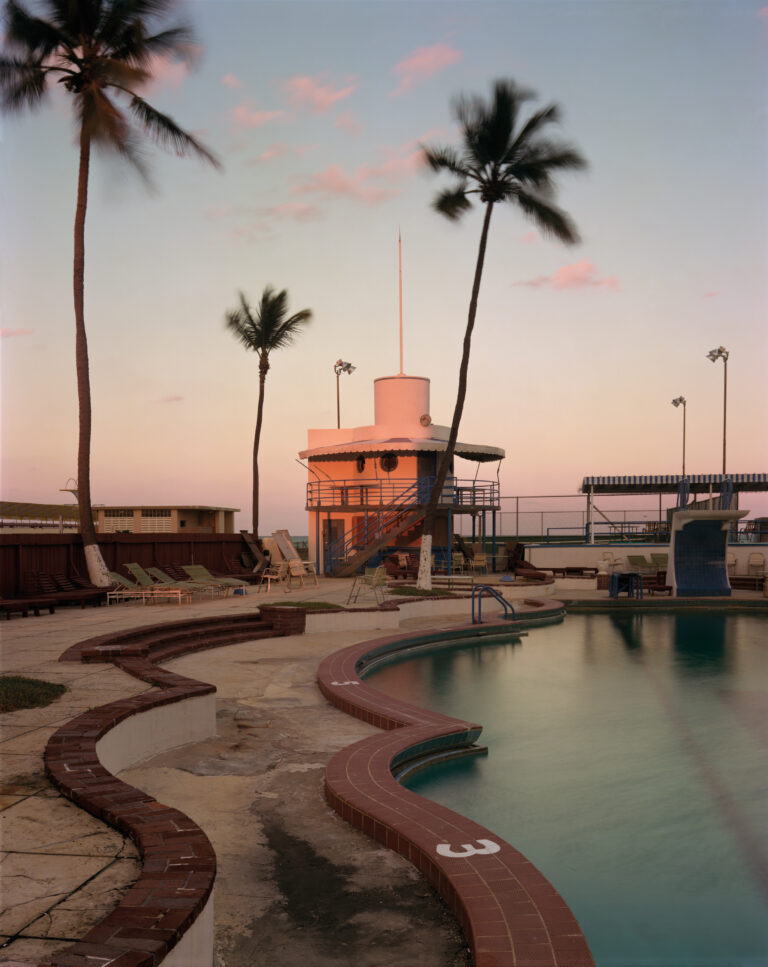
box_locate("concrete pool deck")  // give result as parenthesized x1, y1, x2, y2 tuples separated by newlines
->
(1, 578, 766, 965)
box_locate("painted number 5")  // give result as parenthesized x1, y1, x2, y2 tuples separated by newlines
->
(436, 839, 501, 858)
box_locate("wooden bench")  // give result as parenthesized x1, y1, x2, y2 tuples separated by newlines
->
(0, 596, 57, 619)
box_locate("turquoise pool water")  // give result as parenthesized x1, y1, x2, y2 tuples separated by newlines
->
(366, 612, 768, 967)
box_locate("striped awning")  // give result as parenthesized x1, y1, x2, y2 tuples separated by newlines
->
(580, 474, 768, 495)
(0, 501, 82, 521)
(300, 438, 505, 463)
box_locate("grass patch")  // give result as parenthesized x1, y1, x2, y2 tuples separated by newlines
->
(261, 601, 340, 610)
(1, 676, 67, 713)
(387, 586, 458, 598)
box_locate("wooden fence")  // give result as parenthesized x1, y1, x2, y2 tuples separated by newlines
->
(0, 533, 254, 597)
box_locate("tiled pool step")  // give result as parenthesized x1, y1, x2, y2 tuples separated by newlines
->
(318, 620, 595, 967)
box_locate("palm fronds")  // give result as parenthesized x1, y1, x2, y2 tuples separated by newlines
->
(1, 0, 219, 171)
(424, 78, 586, 232)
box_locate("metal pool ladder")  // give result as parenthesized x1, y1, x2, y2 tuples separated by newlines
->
(471, 585, 516, 624)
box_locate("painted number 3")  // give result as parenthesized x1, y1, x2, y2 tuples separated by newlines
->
(436, 839, 501, 858)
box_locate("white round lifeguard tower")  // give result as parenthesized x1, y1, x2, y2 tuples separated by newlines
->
(299, 371, 504, 575)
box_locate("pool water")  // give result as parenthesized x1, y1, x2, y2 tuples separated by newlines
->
(366, 612, 768, 967)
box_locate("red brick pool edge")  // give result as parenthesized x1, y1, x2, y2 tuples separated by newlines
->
(317, 622, 595, 967)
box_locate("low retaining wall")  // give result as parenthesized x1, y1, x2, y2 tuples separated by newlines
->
(40, 614, 281, 967)
(95, 693, 216, 775)
(300, 587, 554, 633)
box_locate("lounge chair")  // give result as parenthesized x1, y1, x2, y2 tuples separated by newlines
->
(123, 562, 200, 597)
(50, 573, 107, 606)
(600, 551, 623, 571)
(181, 563, 248, 589)
(259, 561, 290, 592)
(469, 552, 487, 575)
(107, 571, 154, 604)
(347, 566, 388, 605)
(223, 555, 264, 583)
(452, 551, 467, 575)
(23, 573, 100, 609)
(646, 570, 673, 595)
(299, 559, 319, 585)
(627, 554, 654, 574)
(108, 571, 191, 605)
(147, 566, 225, 597)
(747, 553, 765, 577)
(650, 553, 668, 569)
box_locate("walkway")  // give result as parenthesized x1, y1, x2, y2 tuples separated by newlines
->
(1, 579, 764, 964)
(1, 579, 474, 966)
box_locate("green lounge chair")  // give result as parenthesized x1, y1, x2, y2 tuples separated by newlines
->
(347, 565, 387, 605)
(626, 554, 653, 574)
(181, 563, 248, 589)
(107, 571, 188, 605)
(121, 563, 199, 603)
(147, 566, 224, 597)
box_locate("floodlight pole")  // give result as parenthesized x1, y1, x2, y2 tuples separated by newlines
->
(671, 397, 686, 477)
(721, 355, 727, 475)
(706, 346, 729, 475)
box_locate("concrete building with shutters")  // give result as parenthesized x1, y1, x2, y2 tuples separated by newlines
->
(0, 502, 237, 535)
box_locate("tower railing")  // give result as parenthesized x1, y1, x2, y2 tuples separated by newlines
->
(307, 477, 499, 509)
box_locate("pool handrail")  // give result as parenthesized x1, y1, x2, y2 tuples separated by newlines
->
(471, 584, 516, 624)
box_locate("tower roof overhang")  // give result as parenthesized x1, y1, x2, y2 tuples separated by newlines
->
(299, 437, 505, 463)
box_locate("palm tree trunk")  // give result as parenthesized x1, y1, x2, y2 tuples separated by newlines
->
(252, 358, 268, 537)
(417, 201, 495, 590)
(74, 128, 110, 587)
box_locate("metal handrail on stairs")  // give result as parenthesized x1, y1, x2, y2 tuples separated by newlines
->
(471, 585, 516, 624)
(327, 478, 427, 571)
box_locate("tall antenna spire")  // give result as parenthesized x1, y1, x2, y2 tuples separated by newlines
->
(398, 229, 404, 375)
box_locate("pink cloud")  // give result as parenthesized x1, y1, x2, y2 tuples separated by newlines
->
(514, 260, 620, 291)
(293, 165, 400, 204)
(335, 111, 362, 135)
(703, 290, 720, 299)
(161, 394, 183, 403)
(203, 204, 235, 219)
(283, 75, 356, 114)
(231, 102, 284, 128)
(263, 203, 323, 222)
(138, 51, 199, 93)
(521, 231, 539, 245)
(247, 142, 313, 164)
(1, 327, 34, 338)
(222, 73, 243, 89)
(359, 149, 426, 180)
(391, 43, 462, 96)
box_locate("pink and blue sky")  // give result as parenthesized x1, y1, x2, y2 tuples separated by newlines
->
(2, 0, 767, 533)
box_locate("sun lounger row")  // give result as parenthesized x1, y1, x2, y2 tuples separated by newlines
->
(106, 563, 249, 604)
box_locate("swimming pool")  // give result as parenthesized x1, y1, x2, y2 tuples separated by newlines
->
(365, 611, 768, 967)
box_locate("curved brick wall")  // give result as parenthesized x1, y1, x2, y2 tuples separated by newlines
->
(37, 612, 281, 967)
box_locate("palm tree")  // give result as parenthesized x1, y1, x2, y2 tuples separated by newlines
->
(225, 287, 313, 540)
(0, 0, 219, 586)
(416, 79, 586, 589)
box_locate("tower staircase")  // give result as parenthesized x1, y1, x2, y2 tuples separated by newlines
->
(328, 479, 428, 577)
